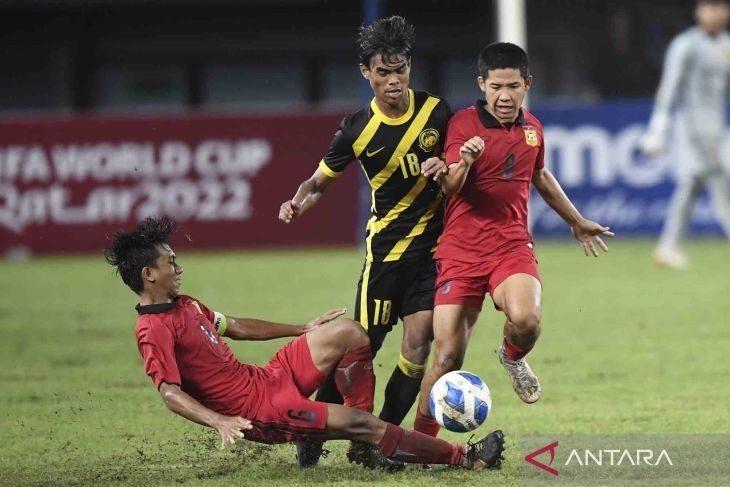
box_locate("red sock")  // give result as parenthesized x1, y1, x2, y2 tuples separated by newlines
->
(503, 337, 529, 361)
(414, 408, 441, 437)
(334, 345, 374, 413)
(377, 423, 465, 465)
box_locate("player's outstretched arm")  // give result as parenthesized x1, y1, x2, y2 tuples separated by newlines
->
(279, 168, 334, 223)
(222, 308, 346, 341)
(532, 167, 615, 257)
(158, 382, 252, 449)
(641, 36, 691, 155)
(439, 136, 484, 196)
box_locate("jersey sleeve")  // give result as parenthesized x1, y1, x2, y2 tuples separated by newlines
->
(535, 135, 545, 170)
(438, 100, 455, 159)
(191, 298, 228, 336)
(445, 112, 471, 165)
(319, 118, 355, 178)
(646, 34, 691, 141)
(442, 100, 455, 123)
(190, 296, 216, 322)
(136, 317, 181, 389)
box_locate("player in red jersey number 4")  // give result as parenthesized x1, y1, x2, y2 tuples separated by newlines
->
(105, 216, 505, 471)
(415, 43, 615, 437)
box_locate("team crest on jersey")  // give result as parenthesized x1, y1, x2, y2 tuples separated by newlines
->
(418, 128, 440, 152)
(524, 129, 538, 147)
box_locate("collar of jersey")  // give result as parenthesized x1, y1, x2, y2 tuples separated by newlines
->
(476, 99, 525, 128)
(370, 89, 415, 125)
(136, 298, 178, 315)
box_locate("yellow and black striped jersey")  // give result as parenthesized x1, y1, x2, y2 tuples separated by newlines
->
(319, 89, 453, 262)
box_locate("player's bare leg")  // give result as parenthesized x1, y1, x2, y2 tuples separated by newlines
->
(492, 273, 542, 403)
(324, 404, 505, 470)
(296, 318, 373, 467)
(306, 318, 371, 378)
(415, 304, 480, 436)
(379, 310, 433, 425)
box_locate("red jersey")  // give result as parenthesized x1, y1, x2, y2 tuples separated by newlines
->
(134, 295, 264, 416)
(436, 102, 544, 262)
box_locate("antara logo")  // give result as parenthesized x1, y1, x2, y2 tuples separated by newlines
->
(565, 449, 673, 466)
(525, 441, 674, 476)
(525, 441, 559, 476)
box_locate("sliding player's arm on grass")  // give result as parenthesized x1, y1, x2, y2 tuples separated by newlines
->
(531, 166, 615, 257)
(279, 119, 355, 223)
(217, 308, 346, 340)
(158, 382, 252, 449)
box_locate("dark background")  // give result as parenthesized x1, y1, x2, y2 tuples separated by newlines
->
(0, 0, 700, 117)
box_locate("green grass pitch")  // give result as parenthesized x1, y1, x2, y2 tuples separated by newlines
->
(1, 240, 728, 486)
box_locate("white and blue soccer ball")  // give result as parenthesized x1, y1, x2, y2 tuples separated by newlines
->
(429, 370, 492, 432)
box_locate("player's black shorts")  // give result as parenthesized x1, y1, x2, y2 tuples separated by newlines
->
(353, 252, 436, 340)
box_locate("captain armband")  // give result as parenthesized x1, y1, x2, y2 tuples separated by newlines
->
(213, 311, 228, 336)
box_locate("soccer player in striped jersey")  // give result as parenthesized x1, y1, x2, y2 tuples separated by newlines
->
(279, 16, 453, 466)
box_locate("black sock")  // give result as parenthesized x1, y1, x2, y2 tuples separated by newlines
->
(378, 365, 422, 425)
(314, 369, 344, 404)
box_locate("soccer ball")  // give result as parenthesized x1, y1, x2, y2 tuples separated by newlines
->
(429, 370, 492, 432)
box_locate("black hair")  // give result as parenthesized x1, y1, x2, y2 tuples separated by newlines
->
(356, 15, 416, 67)
(478, 42, 530, 79)
(104, 216, 175, 294)
(697, 0, 729, 6)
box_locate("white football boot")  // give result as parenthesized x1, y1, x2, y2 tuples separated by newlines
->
(653, 247, 689, 270)
(499, 345, 541, 404)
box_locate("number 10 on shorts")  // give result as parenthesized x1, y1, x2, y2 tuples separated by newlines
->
(372, 299, 393, 326)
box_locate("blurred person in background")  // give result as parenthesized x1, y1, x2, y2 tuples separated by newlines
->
(279, 16, 452, 466)
(642, 0, 730, 269)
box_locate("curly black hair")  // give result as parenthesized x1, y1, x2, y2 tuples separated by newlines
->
(357, 15, 416, 67)
(104, 216, 175, 294)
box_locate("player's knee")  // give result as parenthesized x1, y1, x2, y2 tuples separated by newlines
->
(402, 338, 431, 365)
(510, 308, 541, 337)
(335, 318, 370, 349)
(434, 350, 463, 373)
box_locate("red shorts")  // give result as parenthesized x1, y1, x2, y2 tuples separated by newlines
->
(243, 335, 329, 444)
(434, 244, 541, 311)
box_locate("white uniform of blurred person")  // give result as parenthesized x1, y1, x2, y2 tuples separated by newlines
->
(642, 0, 730, 268)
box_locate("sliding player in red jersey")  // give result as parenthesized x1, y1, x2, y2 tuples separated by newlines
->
(105, 216, 505, 471)
(413, 43, 614, 437)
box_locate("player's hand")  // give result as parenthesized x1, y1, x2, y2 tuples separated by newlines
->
(212, 415, 252, 450)
(421, 157, 449, 182)
(279, 200, 301, 223)
(304, 308, 347, 332)
(460, 136, 485, 165)
(571, 219, 615, 257)
(639, 132, 666, 156)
